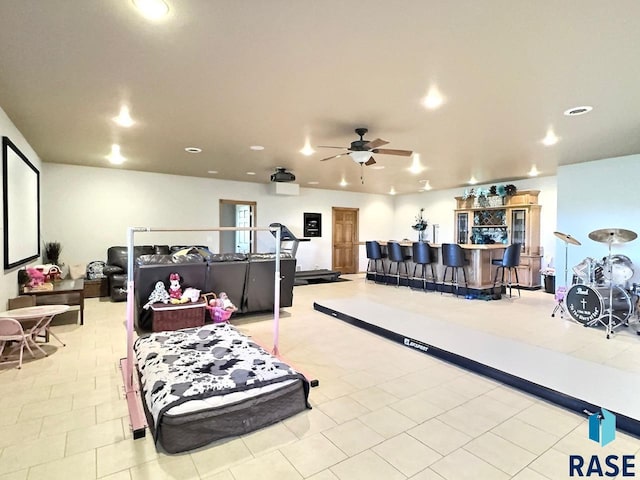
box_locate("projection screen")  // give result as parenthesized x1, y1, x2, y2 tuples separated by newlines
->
(3, 136, 40, 269)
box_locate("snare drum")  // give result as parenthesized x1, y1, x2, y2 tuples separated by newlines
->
(565, 284, 633, 326)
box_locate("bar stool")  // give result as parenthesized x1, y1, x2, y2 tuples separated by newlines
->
(387, 241, 410, 287)
(441, 243, 468, 296)
(365, 241, 386, 283)
(492, 243, 522, 297)
(411, 242, 437, 291)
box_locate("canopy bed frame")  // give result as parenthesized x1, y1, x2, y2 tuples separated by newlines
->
(120, 225, 295, 441)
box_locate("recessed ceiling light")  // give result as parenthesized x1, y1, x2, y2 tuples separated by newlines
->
(249, 145, 265, 151)
(370, 165, 385, 170)
(339, 179, 348, 187)
(528, 165, 540, 177)
(185, 147, 202, 153)
(107, 144, 126, 165)
(133, 0, 169, 20)
(307, 181, 319, 185)
(422, 85, 445, 110)
(113, 105, 134, 127)
(207, 170, 218, 174)
(541, 129, 559, 146)
(564, 105, 593, 116)
(408, 153, 425, 174)
(246, 171, 256, 175)
(422, 180, 432, 190)
(300, 139, 315, 156)
(468, 176, 478, 185)
(389, 187, 396, 195)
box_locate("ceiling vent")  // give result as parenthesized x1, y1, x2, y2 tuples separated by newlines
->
(270, 167, 296, 183)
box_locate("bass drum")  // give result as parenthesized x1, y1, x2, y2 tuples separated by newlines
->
(565, 284, 633, 326)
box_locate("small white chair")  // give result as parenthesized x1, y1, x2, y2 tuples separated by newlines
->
(0, 318, 37, 369)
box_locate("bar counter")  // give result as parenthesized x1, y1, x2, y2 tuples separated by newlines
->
(366, 242, 508, 291)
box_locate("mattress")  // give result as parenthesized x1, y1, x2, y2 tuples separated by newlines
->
(134, 323, 310, 453)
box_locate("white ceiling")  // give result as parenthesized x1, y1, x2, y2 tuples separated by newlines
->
(1, 1, 639, 195)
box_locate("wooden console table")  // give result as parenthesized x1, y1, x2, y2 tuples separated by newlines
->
(84, 278, 108, 298)
(21, 279, 85, 325)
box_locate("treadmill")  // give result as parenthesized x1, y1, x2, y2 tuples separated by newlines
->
(269, 223, 342, 285)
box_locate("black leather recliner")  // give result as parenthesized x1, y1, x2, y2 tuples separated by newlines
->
(103, 245, 168, 301)
(245, 253, 296, 313)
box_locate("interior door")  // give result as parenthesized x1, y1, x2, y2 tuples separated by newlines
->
(219, 199, 257, 253)
(235, 205, 252, 253)
(332, 207, 358, 274)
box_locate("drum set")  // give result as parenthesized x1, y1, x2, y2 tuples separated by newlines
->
(553, 228, 639, 339)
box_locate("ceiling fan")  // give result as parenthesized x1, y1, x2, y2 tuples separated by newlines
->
(318, 127, 413, 166)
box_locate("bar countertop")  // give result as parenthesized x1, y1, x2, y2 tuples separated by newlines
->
(361, 241, 507, 289)
(360, 241, 508, 249)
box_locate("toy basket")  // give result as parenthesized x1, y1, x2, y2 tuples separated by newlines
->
(209, 305, 233, 323)
(201, 292, 234, 323)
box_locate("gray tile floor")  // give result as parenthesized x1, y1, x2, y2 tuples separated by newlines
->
(1, 275, 639, 479)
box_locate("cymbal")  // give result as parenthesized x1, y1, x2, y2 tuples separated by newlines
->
(553, 231, 581, 246)
(588, 228, 638, 244)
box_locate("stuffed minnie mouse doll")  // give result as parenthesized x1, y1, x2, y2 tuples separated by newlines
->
(168, 273, 182, 301)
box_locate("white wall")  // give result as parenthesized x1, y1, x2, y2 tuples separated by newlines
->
(393, 175, 558, 264)
(41, 164, 395, 272)
(0, 107, 43, 305)
(556, 154, 640, 288)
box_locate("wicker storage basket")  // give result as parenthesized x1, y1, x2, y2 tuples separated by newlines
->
(150, 299, 206, 332)
(201, 292, 234, 323)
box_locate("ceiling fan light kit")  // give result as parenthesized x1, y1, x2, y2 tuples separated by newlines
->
(318, 128, 412, 163)
(318, 127, 413, 183)
(350, 151, 373, 165)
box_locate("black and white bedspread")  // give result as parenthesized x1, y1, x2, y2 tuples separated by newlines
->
(134, 323, 310, 436)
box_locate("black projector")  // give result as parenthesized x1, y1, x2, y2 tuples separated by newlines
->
(270, 168, 296, 182)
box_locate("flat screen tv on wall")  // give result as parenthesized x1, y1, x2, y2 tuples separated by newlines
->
(2, 136, 40, 269)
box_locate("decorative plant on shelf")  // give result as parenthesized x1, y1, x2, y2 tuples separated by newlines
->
(475, 188, 490, 206)
(44, 241, 62, 265)
(412, 208, 428, 241)
(463, 184, 517, 205)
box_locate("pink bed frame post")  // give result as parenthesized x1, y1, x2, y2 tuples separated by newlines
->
(272, 226, 281, 356)
(120, 227, 148, 439)
(267, 225, 318, 387)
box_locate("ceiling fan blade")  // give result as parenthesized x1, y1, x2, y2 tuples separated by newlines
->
(364, 138, 389, 149)
(320, 153, 345, 161)
(364, 157, 376, 166)
(372, 148, 413, 157)
(317, 145, 349, 149)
